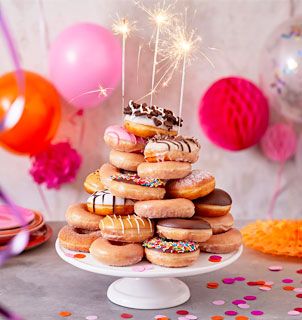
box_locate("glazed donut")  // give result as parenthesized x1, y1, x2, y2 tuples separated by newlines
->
(86, 190, 134, 216)
(90, 238, 144, 266)
(104, 125, 145, 153)
(166, 170, 215, 200)
(144, 135, 200, 163)
(100, 214, 154, 243)
(109, 173, 166, 201)
(134, 198, 194, 219)
(99, 163, 120, 188)
(137, 161, 191, 180)
(195, 213, 234, 234)
(65, 203, 102, 231)
(199, 228, 242, 254)
(123, 100, 182, 138)
(58, 225, 101, 252)
(193, 188, 232, 217)
(109, 149, 145, 172)
(83, 170, 105, 194)
(143, 237, 200, 268)
(157, 218, 212, 242)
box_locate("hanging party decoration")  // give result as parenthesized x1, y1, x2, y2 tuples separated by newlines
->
(199, 77, 269, 151)
(29, 142, 82, 189)
(0, 71, 61, 156)
(260, 16, 302, 123)
(49, 22, 122, 109)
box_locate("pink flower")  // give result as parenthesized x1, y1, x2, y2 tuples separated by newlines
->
(29, 142, 82, 189)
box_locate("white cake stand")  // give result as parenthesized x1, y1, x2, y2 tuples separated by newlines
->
(55, 239, 242, 309)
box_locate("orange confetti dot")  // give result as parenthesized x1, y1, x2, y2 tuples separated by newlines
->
(283, 286, 295, 291)
(74, 253, 86, 259)
(156, 317, 169, 320)
(235, 316, 249, 320)
(207, 282, 219, 289)
(59, 311, 72, 317)
(211, 316, 224, 320)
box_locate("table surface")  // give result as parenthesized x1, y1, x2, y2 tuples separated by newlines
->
(1, 221, 301, 320)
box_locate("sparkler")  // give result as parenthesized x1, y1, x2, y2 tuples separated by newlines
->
(69, 85, 112, 104)
(112, 16, 136, 114)
(135, 1, 175, 106)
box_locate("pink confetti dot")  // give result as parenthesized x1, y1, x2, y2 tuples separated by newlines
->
(131, 266, 145, 272)
(288, 310, 300, 316)
(64, 253, 75, 258)
(86, 317, 98, 320)
(234, 277, 246, 281)
(251, 310, 264, 316)
(238, 304, 250, 309)
(259, 286, 272, 291)
(212, 300, 225, 306)
(225, 310, 237, 316)
(185, 315, 198, 320)
(265, 281, 274, 286)
(232, 300, 246, 305)
(120, 313, 133, 319)
(177, 310, 189, 315)
(223, 278, 235, 284)
(178, 317, 188, 320)
(244, 295, 257, 301)
(268, 265, 283, 271)
(283, 278, 294, 284)
(294, 288, 302, 293)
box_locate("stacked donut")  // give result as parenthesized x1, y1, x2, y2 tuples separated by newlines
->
(58, 100, 242, 268)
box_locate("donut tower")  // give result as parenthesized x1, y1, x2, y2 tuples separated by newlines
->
(58, 100, 242, 268)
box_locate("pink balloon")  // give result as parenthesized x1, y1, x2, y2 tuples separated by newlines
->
(49, 23, 121, 109)
(260, 123, 297, 162)
(199, 77, 269, 151)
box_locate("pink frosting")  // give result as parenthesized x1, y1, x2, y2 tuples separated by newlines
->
(104, 125, 145, 144)
(0, 204, 35, 230)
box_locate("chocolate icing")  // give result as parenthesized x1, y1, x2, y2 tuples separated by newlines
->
(158, 218, 211, 230)
(149, 135, 200, 152)
(194, 188, 232, 206)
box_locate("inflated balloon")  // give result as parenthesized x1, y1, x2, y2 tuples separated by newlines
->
(0, 71, 61, 155)
(260, 17, 302, 123)
(49, 23, 121, 109)
(260, 123, 297, 162)
(199, 77, 269, 151)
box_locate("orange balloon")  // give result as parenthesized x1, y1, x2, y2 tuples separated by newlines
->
(0, 71, 61, 155)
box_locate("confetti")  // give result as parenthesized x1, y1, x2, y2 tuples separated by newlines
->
(294, 308, 302, 312)
(209, 255, 222, 262)
(176, 310, 189, 315)
(268, 265, 283, 271)
(297, 269, 302, 274)
(232, 300, 246, 305)
(282, 278, 294, 283)
(223, 278, 235, 284)
(73, 253, 86, 259)
(238, 304, 250, 309)
(178, 317, 187, 320)
(132, 266, 146, 272)
(211, 317, 224, 320)
(59, 311, 72, 317)
(251, 310, 264, 316)
(259, 286, 272, 291)
(185, 315, 198, 320)
(235, 317, 249, 320)
(244, 296, 256, 301)
(154, 316, 169, 320)
(86, 316, 98, 320)
(234, 277, 246, 282)
(296, 293, 302, 298)
(294, 288, 302, 293)
(247, 281, 265, 286)
(265, 281, 274, 286)
(288, 310, 300, 316)
(120, 313, 133, 319)
(283, 286, 295, 291)
(225, 310, 238, 316)
(64, 253, 75, 258)
(207, 282, 219, 289)
(212, 300, 225, 306)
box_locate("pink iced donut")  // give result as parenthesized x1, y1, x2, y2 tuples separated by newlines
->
(104, 125, 146, 153)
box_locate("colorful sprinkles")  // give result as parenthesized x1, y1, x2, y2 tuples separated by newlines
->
(143, 237, 198, 253)
(111, 173, 165, 188)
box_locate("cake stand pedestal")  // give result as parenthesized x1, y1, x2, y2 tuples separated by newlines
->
(55, 239, 242, 309)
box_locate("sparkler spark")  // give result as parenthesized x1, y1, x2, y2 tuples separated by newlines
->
(69, 85, 112, 104)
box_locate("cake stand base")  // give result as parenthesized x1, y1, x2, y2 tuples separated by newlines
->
(107, 277, 190, 309)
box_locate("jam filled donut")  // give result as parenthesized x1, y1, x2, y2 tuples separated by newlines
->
(109, 173, 166, 201)
(143, 237, 200, 268)
(109, 149, 145, 172)
(65, 203, 102, 231)
(100, 214, 154, 242)
(157, 218, 212, 242)
(99, 163, 120, 188)
(58, 225, 102, 252)
(134, 198, 194, 219)
(137, 161, 191, 180)
(166, 170, 215, 200)
(194, 188, 232, 217)
(123, 100, 182, 138)
(104, 125, 145, 153)
(144, 135, 200, 163)
(84, 170, 105, 194)
(90, 238, 144, 267)
(199, 228, 242, 254)
(196, 213, 234, 234)
(86, 190, 134, 216)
